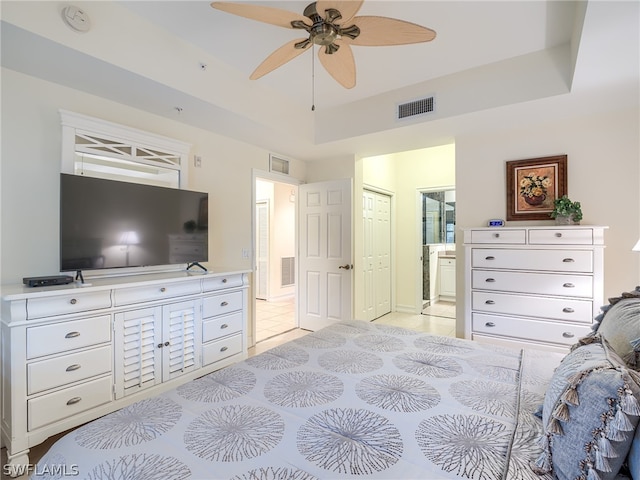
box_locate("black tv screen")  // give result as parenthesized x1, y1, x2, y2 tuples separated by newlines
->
(60, 174, 208, 272)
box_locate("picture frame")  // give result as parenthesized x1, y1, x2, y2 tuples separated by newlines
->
(506, 155, 567, 221)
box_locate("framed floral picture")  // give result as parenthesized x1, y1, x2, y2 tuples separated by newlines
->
(506, 155, 567, 221)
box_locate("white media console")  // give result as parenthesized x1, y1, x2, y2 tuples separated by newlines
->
(1, 269, 249, 476)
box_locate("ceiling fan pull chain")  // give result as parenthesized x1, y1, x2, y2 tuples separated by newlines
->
(311, 43, 316, 111)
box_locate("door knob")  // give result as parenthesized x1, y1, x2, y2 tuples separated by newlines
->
(339, 264, 353, 270)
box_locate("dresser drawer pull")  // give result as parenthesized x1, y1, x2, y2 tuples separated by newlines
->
(493, 233, 500, 238)
(562, 307, 575, 313)
(562, 332, 575, 338)
(563, 283, 575, 288)
(160, 287, 167, 292)
(485, 278, 496, 283)
(66, 397, 82, 406)
(65, 331, 81, 339)
(221, 301, 229, 307)
(485, 322, 496, 327)
(222, 278, 228, 283)
(157, 341, 171, 348)
(555, 232, 563, 237)
(65, 364, 81, 372)
(485, 300, 495, 305)
(563, 258, 575, 263)
(70, 298, 78, 305)
(220, 323, 228, 329)
(220, 346, 228, 352)
(485, 256, 495, 261)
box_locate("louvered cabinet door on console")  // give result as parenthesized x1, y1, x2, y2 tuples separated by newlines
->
(463, 226, 607, 352)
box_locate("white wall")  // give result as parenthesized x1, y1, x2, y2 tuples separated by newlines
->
(0, 68, 307, 284)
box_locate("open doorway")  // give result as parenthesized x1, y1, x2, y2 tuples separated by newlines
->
(254, 177, 298, 342)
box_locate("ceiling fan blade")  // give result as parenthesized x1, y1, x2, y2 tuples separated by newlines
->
(345, 16, 436, 46)
(318, 41, 356, 89)
(250, 39, 311, 80)
(316, 0, 364, 25)
(210, 2, 309, 29)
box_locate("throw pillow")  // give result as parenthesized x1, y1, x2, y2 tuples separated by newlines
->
(532, 338, 640, 480)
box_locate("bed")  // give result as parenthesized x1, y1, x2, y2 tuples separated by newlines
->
(31, 294, 640, 480)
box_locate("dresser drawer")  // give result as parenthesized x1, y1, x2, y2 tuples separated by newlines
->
(469, 229, 526, 244)
(472, 313, 591, 346)
(203, 291, 244, 318)
(28, 375, 112, 431)
(472, 291, 593, 322)
(203, 273, 245, 292)
(528, 228, 594, 245)
(28, 345, 112, 395)
(203, 311, 243, 343)
(472, 270, 593, 298)
(114, 280, 201, 306)
(472, 248, 593, 273)
(27, 290, 111, 319)
(202, 333, 243, 366)
(27, 315, 112, 359)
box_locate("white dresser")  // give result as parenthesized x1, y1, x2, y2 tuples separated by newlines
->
(463, 226, 606, 352)
(1, 269, 249, 475)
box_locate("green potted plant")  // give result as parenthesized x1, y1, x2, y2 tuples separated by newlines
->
(550, 195, 583, 225)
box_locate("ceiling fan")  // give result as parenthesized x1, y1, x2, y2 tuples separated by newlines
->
(210, 1, 436, 89)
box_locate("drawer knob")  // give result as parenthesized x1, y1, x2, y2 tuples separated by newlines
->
(485, 256, 495, 261)
(221, 301, 229, 307)
(220, 323, 228, 329)
(66, 364, 81, 372)
(70, 298, 78, 305)
(157, 343, 163, 348)
(66, 397, 82, 406)
(485, 322, 496, 327)
(555, 232, 563, 237)
(563, 283, 575, 288)
(562, 332, 575, 338)
(222, 278, 228, 283)
(563, 307, 575, 313)
(220, 346, 228, 352)
(563, 258, 575, 263)
(493, 233, 500, 238)
(160, 287, 167, 293)
(65, 331, 80, 339)
(485, 300, 495, 305)
(485, 278, 496, 283)
(165, 341, 170, 347)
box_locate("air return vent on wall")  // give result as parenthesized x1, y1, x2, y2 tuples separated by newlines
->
(269, 154, 290, 175)
(397, 96, 435, 120)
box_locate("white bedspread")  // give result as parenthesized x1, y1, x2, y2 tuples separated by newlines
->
(33, 320, 564, 479)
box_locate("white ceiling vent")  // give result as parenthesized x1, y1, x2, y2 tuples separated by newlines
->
(269, 154, 290, 175)
(397, 96, 435, 120)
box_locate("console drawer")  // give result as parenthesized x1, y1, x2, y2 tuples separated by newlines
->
(28, 345, 112, 395)
(202, 273, 245, 292)
(27, 290, 111, 319)
(471, 248, 593, 273)
(202, 333, 242, 366)
(114, 280, 201, 306)
(203, 311, 243, 343)
(203, 291, 243, 318)
(471, 270, 593, 297)
(27, 315, 111, 359)
(469, 229, 526, 244)
(528, 228, 594, 245)
(472, 313, 591, 346)
(472, 291, 593, 323)
(28, 375, 112, 431)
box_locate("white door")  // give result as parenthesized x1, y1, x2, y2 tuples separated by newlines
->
(298, 179, 352, 331)
(361, 191, 375, 320)
(374, 192, 391, 318)
(255, 201, 269, 300)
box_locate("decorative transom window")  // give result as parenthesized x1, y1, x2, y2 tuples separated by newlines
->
(60, 110, 191, 188)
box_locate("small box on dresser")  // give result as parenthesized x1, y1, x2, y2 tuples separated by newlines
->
(463, 226, 607, 352)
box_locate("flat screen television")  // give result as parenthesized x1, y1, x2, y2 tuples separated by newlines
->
(60, 173, 208, 273)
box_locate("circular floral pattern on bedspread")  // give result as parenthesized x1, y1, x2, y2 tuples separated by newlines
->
(231, 466, 318, 480)
(86, 454, 190, 480)
(374, 323, 420, 336)
(318, 349, 384, 374)
(353, 334, 406, 352)
(505, 421, 548, 480)
(297, 408, 403, 475)
(414, 335, 476, 355)
(329, 320, 375, 335)
(264, 371, 344, 407)
(356, 374, 440, 412)
(184, 405, 284, 462)
(75, 397, 181, 449)
(245, 344, 309, 370)
(177, 367, 256, 403)
(468, 355, 521, 382)
(416, 414, 511, 480)
(449, 380, 518, 418)
(393, 352, 463, 378)
(293, 330, 347, 349)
